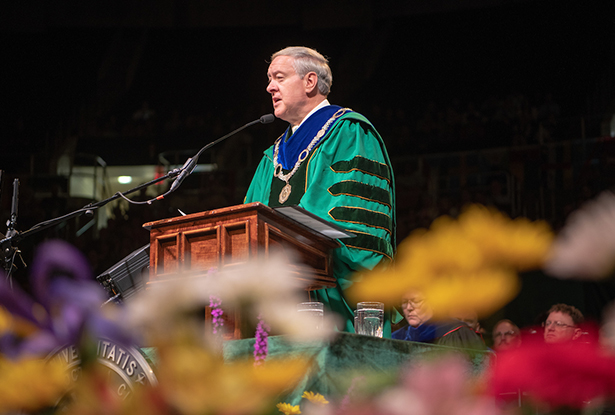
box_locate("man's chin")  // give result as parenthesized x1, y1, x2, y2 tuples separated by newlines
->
(273, 106, 286, 120)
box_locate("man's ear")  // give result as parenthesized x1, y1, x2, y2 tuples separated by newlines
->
(572, 327, 582, 340)
(304, 72, 319, 95)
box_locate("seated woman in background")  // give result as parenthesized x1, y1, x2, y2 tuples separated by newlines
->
(392, 291, 487, 350)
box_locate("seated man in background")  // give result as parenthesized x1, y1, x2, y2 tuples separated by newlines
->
(454, 309, 485, 340)
(392, 291, 486, 350)
(492, 319, 522, 351)
(543, 303, 584, 344)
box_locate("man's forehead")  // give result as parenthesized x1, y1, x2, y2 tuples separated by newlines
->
(267, 56, 295, 74)
(548, 311, 574, 323)
(494, 322, 513, 332)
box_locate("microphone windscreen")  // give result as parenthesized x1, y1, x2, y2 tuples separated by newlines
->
(260, 114, 275, 124)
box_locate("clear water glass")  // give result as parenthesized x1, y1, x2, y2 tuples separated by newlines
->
(356, 302, 384, 338)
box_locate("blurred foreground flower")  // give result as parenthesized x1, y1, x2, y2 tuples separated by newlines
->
(0, 241, 138, 413)
(348, 205, 553, 318)
(0, 241, 318, 415)
(58, 343, 309, 415)
(307, 353, 500, 415)
(150, 343, 310, 415)
(488, 330, 615, 410)
(545, 190, 615, 279)
(0, 240, 132, 358)
(125, 251, 338, 344)
(0, 356, 69, 413)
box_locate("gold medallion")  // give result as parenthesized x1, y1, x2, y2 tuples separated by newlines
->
(279, 183, 292, 204)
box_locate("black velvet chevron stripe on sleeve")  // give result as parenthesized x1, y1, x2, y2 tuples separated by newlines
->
(329, 206, 393, 235)
(330, 156, 392, 183)
(345, 231, 394, 260)
(328, 181, 392, 208)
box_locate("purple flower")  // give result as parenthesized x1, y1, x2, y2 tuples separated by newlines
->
(0, 240, 133, 358)
(209, 295, 224, 334)
(254, 316, 270, 366)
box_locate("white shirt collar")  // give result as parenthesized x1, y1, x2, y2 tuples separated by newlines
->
(291, 99, 330, 134)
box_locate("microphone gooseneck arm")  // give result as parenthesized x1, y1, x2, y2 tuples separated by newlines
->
(165, 113, 275, 196)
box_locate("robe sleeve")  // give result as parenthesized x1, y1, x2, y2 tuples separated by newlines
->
(299, 114, 395, 285)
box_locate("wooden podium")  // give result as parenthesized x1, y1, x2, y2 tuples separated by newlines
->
(143, 202, 344, 339)
(143, 202, 342, 291)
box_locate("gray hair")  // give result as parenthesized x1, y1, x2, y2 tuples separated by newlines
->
(271, 46, 332, 96)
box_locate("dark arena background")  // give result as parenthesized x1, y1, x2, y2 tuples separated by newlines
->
(2, 0, 615, 332)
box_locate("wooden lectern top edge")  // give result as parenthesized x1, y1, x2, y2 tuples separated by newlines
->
(142, 202, 345, 248)
(142, 202, 269, 230)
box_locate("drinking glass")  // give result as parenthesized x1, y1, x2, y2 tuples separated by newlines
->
(356, 302, 384, 338)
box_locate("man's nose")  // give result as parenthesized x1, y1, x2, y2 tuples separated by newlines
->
(266, 81, 276, 94)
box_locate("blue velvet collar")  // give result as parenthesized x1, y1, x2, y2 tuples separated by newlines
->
(391, 322, 438, 342)
(407, 323, 437, 342)
(277, 105, 344, 170)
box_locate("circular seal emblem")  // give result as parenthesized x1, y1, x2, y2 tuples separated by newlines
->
(47, 338, 157, 401)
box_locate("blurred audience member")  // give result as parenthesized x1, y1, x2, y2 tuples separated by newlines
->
(392, 291, 486, 350)
(543, 303, 584, 344)
(454, 309, 484, 337)
(492, 319, 522, 351)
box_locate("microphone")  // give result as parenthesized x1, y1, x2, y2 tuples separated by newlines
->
(260, 114, 275, 124)
(169, 114, 275, 193)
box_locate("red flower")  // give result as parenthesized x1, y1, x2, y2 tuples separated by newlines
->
(488, 324, 615, 409)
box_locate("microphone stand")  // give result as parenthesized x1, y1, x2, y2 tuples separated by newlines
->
(0, 172, 172, 276)
(2, 178, 20, 276)
(0, 114, 275, 276)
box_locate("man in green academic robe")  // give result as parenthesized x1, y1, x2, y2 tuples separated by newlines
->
(245, 46, 396, 335)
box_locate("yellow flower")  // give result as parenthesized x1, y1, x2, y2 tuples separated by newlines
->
(458, 205, 553, 270)
(348, 204, 551, 318)
(421, 268, 520, 319)
(0, 305, 41, 337)
(153, 342, 310, 415)
(277, 402, 302, 414)
(0, 357, 69, 412)
(0, 306, 11, 334)
(301, 391, 329, 405)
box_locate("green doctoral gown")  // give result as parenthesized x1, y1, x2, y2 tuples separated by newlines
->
(245, 108, 396, 336)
